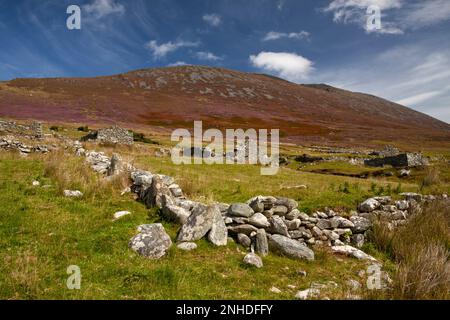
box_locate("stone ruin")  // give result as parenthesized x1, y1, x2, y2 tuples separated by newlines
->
(81, 126, 134, 145)
(364, 152, 428, 168)
(0, 119, 43, 139)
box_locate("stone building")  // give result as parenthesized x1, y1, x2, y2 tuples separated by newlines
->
(81, 126, 134, 145)
(364, 153, 428, 168)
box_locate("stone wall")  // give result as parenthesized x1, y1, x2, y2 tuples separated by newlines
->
(364, 153, 428, 168)
(81, 126, 134, 145)
(0, 119, 43, 138)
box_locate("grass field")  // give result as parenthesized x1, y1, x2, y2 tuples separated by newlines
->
(1, 130, 449, 300)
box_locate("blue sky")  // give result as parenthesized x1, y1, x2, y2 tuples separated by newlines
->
(0, 0, 449, 122)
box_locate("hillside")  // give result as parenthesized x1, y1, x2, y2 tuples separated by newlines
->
(0, 66, 449, 148)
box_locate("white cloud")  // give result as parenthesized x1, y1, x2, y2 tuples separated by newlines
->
(263, 31, 310, 41)
(196, 51, 223, 61)
(168, 61, 188, 67)
(83, 0, 125, 18)
(396, 91, 442, 106)
(203, 13, 222, 27)
(323, 0, 450, 34)
(311, 42, 450, 123)
(249, 52, 314, 82)
(145, 40, 199, 59)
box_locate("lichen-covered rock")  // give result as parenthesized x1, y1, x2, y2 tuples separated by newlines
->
(177, 242, 198, 251)
(227, 224, 258, 236)
(237, 233, 252, 247)
(268, 216, 290, 237)
(129, 224, 172, 259)
(243, 253, 263, 268)
(161, 204, 191, 225)
(268, 234, 315, 261)
(248, 212, 270, 228)
(275, 197, 298, 211)
(208, 205, 228, 246)
(228, 203, 254, 218)
(350, 216, 372, 233)
(331, 245, 376, 261)
(255, 229, 269, 256)
(358, 198, 381, 213)
(177, 204, 214, 242)
(142, 175, 173, 209)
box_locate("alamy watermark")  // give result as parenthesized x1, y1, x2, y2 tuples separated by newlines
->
(171, 121, 280, 175)
(66, 265, 81, 290)
(366, 5, 382, 31)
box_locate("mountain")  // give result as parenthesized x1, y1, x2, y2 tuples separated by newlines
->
(0, 65, 449, 148)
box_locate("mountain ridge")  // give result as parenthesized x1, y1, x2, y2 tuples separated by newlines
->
(0, 65, 449, 148)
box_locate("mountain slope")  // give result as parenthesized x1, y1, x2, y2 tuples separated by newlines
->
(0, 65, 449, 147)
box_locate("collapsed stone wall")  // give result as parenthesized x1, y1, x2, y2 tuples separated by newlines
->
(364, 153, 428, 168)
(0, 120, 43, 138)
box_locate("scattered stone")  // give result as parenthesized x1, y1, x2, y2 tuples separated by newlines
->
(32, 180, 40, 186)
(63, 190, 83, 198)
(270, 286, 282, 294)
(243, 253, 263, 268)
(129, 224, 172, 259)
(113, 211, 131, 220)
(331, 245, 377, 262)
(295, 288, 320, 300)
(177, 242, 197, 251)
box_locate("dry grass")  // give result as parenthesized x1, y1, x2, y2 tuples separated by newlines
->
(368, 201, 450, 299)
(421, 166, 441, 188)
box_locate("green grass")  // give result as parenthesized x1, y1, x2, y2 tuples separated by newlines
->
(0, 153, 375, 300)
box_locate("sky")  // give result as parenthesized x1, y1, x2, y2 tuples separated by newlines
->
(0, 0, 449, 123)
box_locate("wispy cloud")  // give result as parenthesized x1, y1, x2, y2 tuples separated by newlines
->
(250, 52, 314, 82)
(145, 40, 200, 59)
(323, 0, 450, 35)
(263, 31, 310, 41)
(168, 61, 189, 67)
(396, 91, 442, 106)
(203, 13, 222, 27)
(196, 51, 223, 61)
(83, 0, 125, 19)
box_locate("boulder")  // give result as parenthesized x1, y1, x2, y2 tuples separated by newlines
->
(400, 192, 423, 202)
(268, 216, 290, 237)
(243, 253, 263, 268)
(268, 234, 315, 261)
(177, 204, 214, 242)
(358, 198, 381, 213)
(396, 200, 409, 211)
(350, 216, 372, 233)
(228, 203, 254, 218)
(255, 229, 269, 256)
(285, 219, 301, 230)
(247, 196, 277, 210)
(248, 212, 270, 228)
(272, 205, 289, 216)
(107, 153, 123, 176)
(168, 184, 183, 198)
(285, 209, 300, 220)
(351, 234, 365, 248)
(129, 224, 172, 259)
(275, 197, 298, 211)
(208, 205, 228, 246)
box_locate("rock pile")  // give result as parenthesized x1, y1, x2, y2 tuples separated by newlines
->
(0, 136, 49, 155)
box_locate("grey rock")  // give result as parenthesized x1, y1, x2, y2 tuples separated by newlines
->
(285, 219, 301, 230)
(208, 205, 228, 246)
(142, 175, 173, 209)
(351, 234, 365, 248)
(161, 205, 191, 225)
(177, 204, 214, 242)
(350, 216, 372, 233)
(331, 245, 377, 261)
(228, 224, 258, 236)
(395, 200, 409, 210)
(248, 212, 270, 228)
(268, 234, 315, 261)
(63, 190, 83, 198)
(228, 203, 254, 218)
(285, 209, 300, 220)
(129, 223, 172, 259)
(275, 197, 298, 211)
(237, 233, 252, 247)
(243, 253, 263, 268)
(358, 198, 381, 213)
(268, 216, 290, 237)
(255, 229, 269, 256)
(316, 219, 333, 230)
(177, 242, 198, 251)
(272, 205, 288, 216)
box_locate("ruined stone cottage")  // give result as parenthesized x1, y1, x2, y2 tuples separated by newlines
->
(81, 126, 134, 145)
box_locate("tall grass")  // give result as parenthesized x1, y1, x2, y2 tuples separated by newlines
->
(368, 200, 450, 299)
